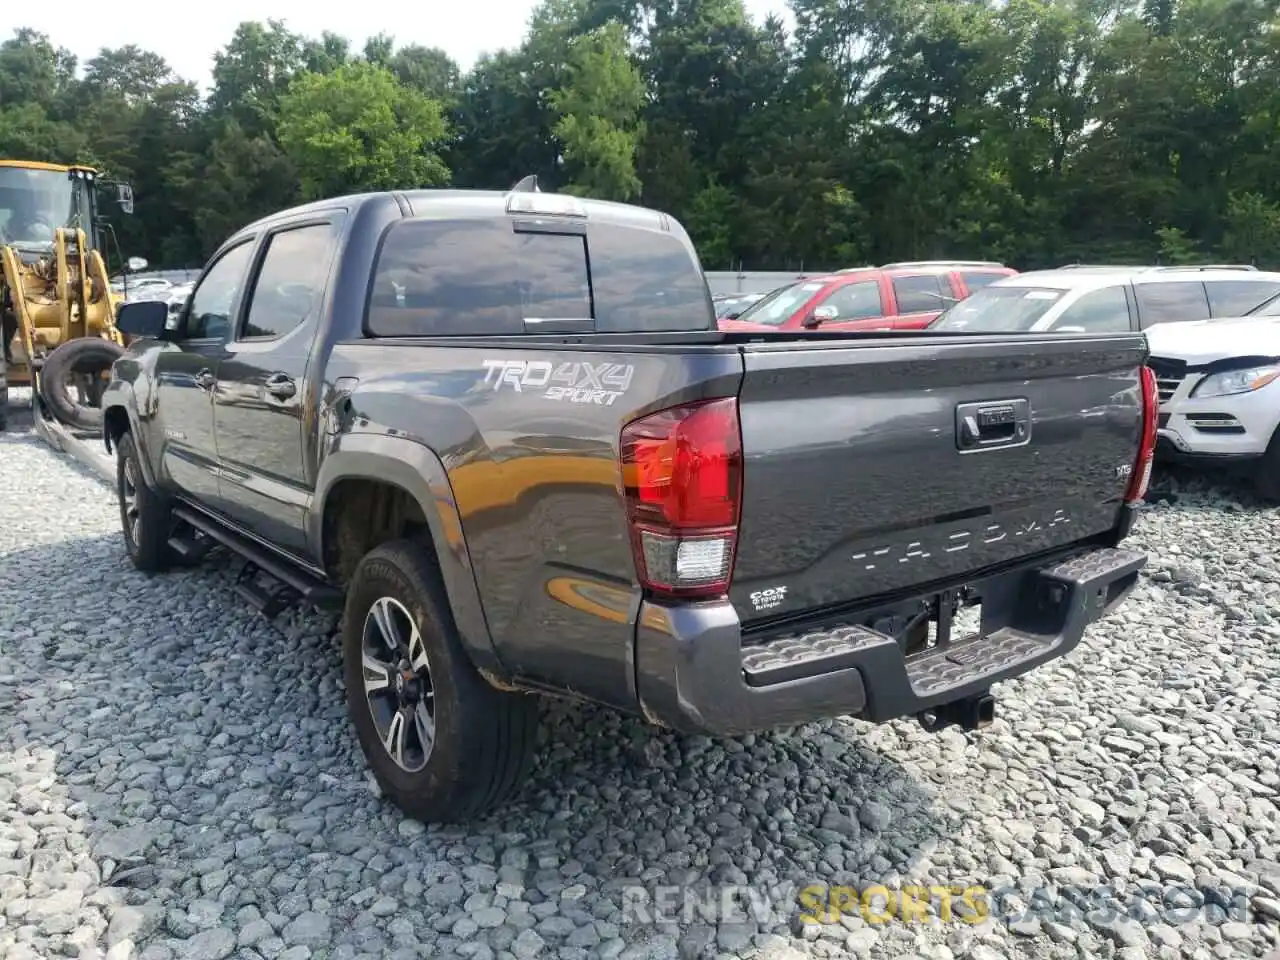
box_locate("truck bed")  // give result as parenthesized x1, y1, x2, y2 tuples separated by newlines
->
(325, 329, 1147, 717)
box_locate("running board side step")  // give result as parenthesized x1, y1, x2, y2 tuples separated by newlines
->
(171, 504, 343, 614)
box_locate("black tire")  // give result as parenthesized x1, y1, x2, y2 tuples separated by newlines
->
(39, 337, 126, 431)
(0, 359, 7, 433)
(343, 540, 539, 823)
(116, 432, 175, 572)
(1257, 429, 1280, 503)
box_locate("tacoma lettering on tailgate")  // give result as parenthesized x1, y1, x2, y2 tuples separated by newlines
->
(850, 509, 1072, 571)
(481, 359, 635, 406)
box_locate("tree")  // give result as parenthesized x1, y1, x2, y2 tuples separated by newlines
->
(276, 61, 450, 200)
(549, 22, 645, 200)
(210, 20, 305, 135)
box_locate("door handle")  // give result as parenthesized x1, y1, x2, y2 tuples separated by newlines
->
(264, 373, 296, 400)
(195, 369, 216, 391)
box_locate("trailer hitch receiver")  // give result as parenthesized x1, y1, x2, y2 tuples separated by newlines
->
(917, 692, 996, 733)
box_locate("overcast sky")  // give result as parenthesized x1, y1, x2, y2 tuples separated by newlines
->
(18, 0, 794, 94)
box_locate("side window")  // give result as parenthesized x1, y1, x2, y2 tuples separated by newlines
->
(816, 280, 883, 320)
(240, 222, 341, 340)
(1134, 281, 1210, 327)
(367, 219, 522, 337)
(1050, 285, 1132, 332)
(183, 241, 256, 341)
(515, 231, 592, 331)
(1205, 279, 1280, 317)
(892, 274, 946, 314)
(960, 271, 1007, 293)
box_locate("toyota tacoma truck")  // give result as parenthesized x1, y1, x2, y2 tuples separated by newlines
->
(101, 184, 1155, 823)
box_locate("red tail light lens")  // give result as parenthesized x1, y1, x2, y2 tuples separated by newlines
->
(1126, 365, 1158, 503)
(620, 397, 743, 598)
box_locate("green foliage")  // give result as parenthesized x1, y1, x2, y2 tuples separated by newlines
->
(5, 0, 1280, 272)
(277, 62, 449, 201)
(549, 23, 645, 200)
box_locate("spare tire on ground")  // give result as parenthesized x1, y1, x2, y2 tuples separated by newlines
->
(38, 337, 126, 431)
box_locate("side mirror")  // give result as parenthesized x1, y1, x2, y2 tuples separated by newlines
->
(804, 305, 839, 328)
(116, 183, 135, 215)
(115, 299, 170, 340)
(126, 255, 148, 272)
(725, 310, 743, 320)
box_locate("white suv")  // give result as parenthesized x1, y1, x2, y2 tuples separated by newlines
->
(930, 265, 1280, 334)
(1144, 291, 1280, 499)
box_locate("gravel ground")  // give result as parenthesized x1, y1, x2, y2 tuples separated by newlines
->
(1, 411, 1279, 960)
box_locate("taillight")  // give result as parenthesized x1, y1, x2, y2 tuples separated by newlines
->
(620, 397, 743, 599)
(1125, 365, 1158, 503)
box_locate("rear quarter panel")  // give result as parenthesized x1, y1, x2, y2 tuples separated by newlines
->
(323, 339, 742, 711)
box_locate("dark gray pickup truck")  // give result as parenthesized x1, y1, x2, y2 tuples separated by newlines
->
(101, 185, 1156, 822)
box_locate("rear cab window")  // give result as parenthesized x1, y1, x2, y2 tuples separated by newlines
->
(365, 212, 714, 337)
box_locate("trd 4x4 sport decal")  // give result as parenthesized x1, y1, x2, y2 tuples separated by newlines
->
(481, 359, 635, 406)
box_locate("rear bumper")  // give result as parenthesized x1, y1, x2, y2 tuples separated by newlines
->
(634, 545, 1146, 736)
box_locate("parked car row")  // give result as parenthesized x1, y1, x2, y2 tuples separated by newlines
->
(718, 260, 1016, 332)
(715, 259, 1280, 501)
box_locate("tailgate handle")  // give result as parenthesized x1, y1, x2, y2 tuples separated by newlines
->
(956, 399, 1030, 452)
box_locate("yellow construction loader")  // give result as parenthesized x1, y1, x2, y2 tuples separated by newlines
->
(0, 159, 138, 433)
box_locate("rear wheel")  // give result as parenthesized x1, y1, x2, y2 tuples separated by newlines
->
(342, 540, 540, 823)
(116, 432, 175, 572)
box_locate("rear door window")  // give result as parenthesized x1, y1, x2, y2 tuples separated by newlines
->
(1134, 281, 1211, 327)
(892, 274, 946, 313)
(240, 222, 341, 340)
(1205, 279, 1280, 317)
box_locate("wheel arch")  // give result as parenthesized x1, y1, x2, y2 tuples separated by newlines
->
(312, 435, 504, 679)
(101, 386, 160, 490)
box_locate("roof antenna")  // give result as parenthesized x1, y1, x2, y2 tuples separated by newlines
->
(510, 174, 540, 193)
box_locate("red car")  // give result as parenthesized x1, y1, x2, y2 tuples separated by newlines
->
(719, 261, 1018, 332)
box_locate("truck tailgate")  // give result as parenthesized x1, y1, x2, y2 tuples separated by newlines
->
(730, 333, 1147, 623)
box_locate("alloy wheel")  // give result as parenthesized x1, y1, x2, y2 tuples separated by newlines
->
(121, 457, 141, 548)
(361, 596, 436, 772)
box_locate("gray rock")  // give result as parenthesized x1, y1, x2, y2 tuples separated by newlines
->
(281, 913, 330, 947)
(511, 929, 545, 959)
(108, 905, 162, 947)
(1152, 854, 1196, 883)
(174, 928, 237, 960)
